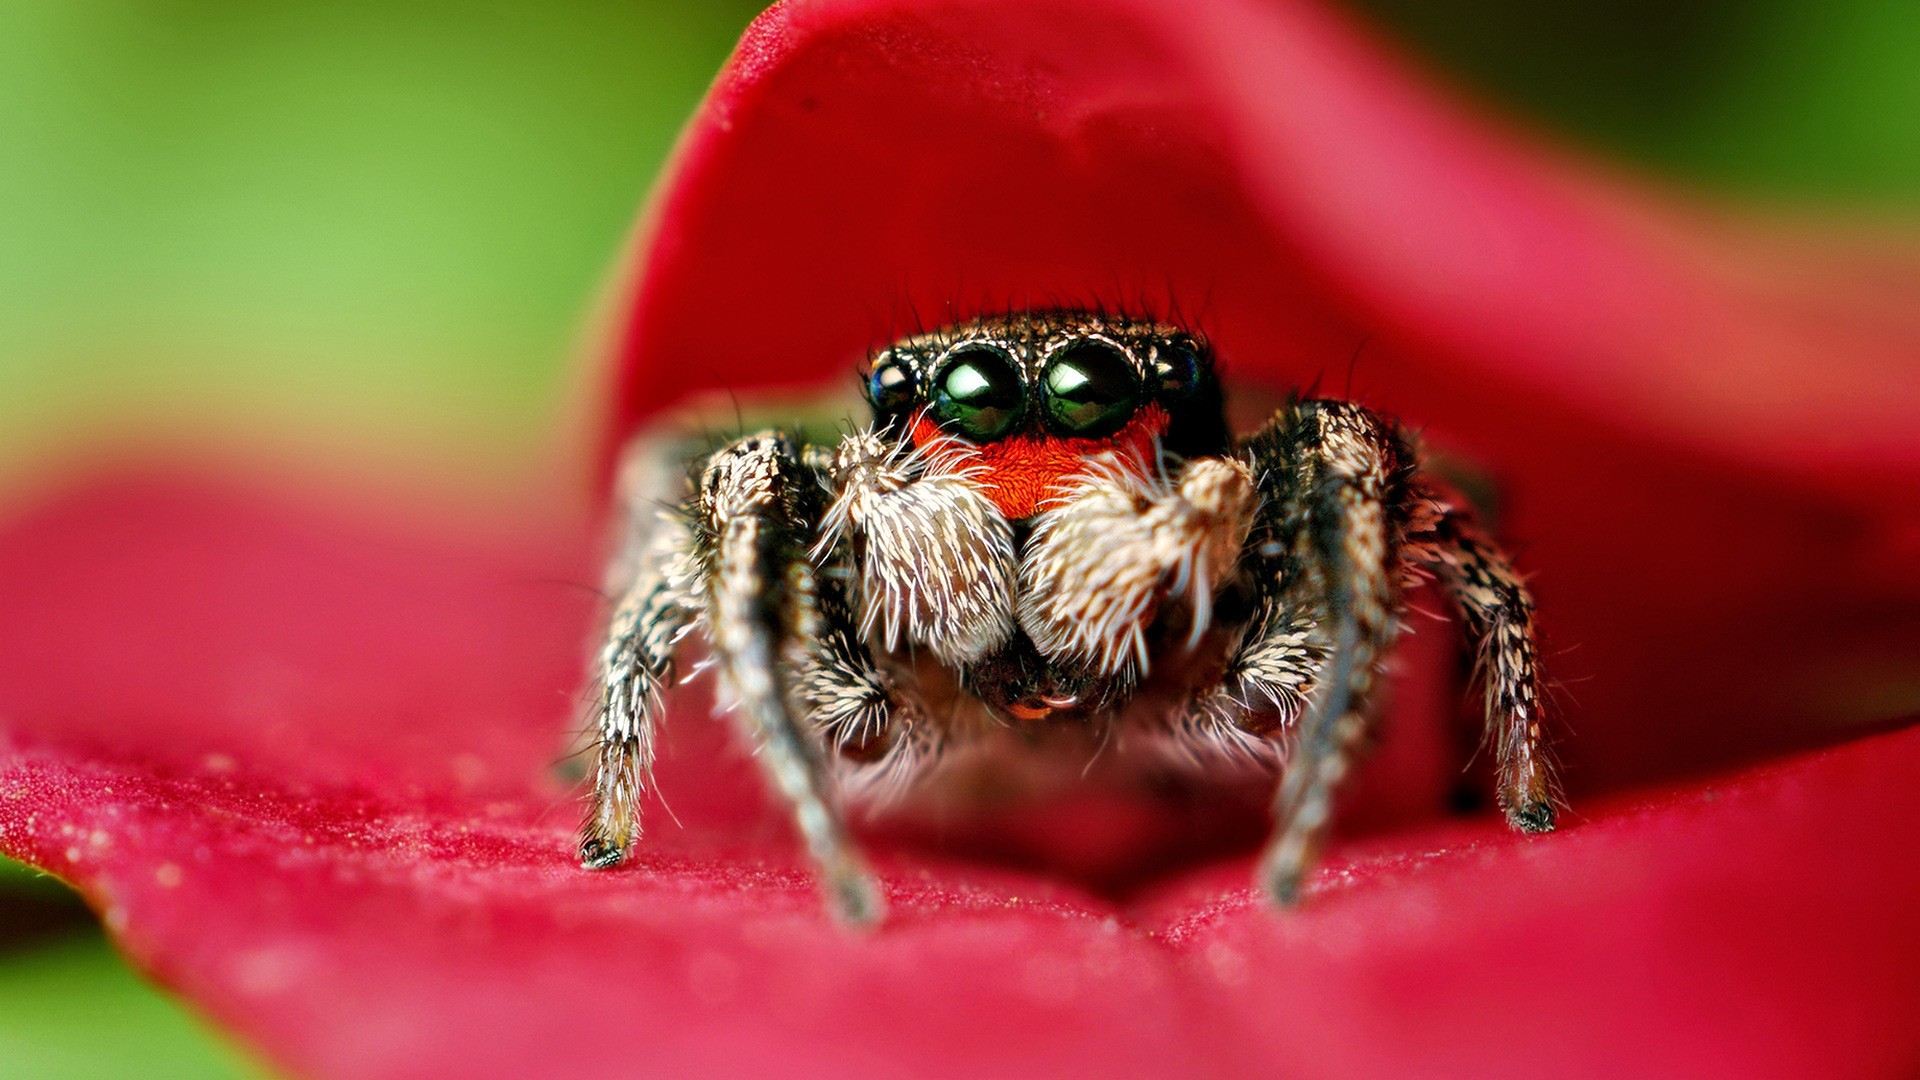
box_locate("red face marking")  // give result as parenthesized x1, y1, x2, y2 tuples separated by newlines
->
(910, 404, 1171, 520)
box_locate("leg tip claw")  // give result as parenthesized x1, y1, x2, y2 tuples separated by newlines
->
(825, 864, 885, 928)
(1257, 851, 1310, 909)
(1509, 800, 1557, 834)
(1265, 875, 1305, 908)
(579, 837, 627, 870)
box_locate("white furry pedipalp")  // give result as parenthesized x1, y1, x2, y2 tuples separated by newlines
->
(1018, 455, 1257, 676)
(818, 428, 1017, 668)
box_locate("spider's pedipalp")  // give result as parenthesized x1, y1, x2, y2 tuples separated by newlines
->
(820, 427, 1017, 668)
(1018, 455, 1257, 677)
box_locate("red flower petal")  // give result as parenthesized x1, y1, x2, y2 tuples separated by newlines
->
(1, 475, 1915, 1079)
(608, 0, 1920, 791)
(3, 1, 1917, 1078)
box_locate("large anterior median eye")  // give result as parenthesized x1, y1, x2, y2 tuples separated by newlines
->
(931, 344, 1025, 440)
(1042, 340, 1140, 438)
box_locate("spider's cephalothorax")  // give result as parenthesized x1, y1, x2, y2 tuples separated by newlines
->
(578, 311, 1559, 922)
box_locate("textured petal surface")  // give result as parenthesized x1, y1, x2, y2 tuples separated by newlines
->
(0, 473, 1914, 1080)
(4, 0, 1919, 1077)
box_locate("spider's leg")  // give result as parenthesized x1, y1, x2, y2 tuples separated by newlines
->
(796, 437, 913, 762)
(791, 578, 945, 803)
(698, 432, 882, 924)
(1419, 501, 1558, 832)
(1171, 598, 1322, 759)
(580, 433, 701, 869)
(1244, 401, 1412, 905)
(794, 580, 900, 760)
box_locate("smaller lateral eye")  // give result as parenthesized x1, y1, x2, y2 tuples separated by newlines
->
(931, 344, 1025, 441)
(864, 356, 915, 415)
(1042, 340, 1140, 438)
(1151, 340, 1203, 401)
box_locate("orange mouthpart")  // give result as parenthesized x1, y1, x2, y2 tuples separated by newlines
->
(909, 405, 1170, 520)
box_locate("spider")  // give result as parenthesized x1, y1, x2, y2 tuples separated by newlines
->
(578, 310, 1558, 922)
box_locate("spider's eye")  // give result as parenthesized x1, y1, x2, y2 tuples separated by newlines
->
(864, 357, 915, 414)
(1042, 340, 1140, 438)
(931, 344, 1025, 441)
(1151, 341, 1203, 401)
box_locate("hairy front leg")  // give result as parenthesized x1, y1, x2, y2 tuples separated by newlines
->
(1243, 400, 1414, 904)
(792, 522, 927, 771)
(700, 433, 881, 924)
(580, 436, 701, 868)
(1421, 501, 1558, 832)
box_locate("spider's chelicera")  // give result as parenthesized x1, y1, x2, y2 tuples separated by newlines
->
(580, 311, 1558, 921)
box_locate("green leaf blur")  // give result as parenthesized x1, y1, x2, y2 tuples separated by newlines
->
(0, 1, 766, 497)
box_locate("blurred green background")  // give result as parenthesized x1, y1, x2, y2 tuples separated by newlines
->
(0, 0, 1912, 1076)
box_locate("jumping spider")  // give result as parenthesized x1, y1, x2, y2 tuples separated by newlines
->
(579, 311, 1558, 922)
